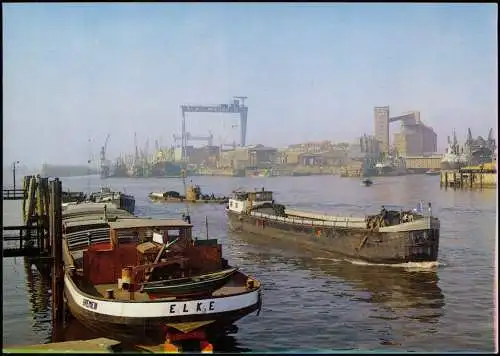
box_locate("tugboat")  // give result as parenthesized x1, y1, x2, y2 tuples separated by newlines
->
(361, 178, 373, 186)
(424, 169, 440, 176)
(226, 189, 440, 264)
(149, 184, 229, 204)
(62, 203, 262, 352)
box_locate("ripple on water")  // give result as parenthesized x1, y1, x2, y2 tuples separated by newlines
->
(2, 176, 496, 352)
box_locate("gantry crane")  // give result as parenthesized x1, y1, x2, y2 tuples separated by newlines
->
(172, 131, 214, 147)
(178, 96, 248, 159)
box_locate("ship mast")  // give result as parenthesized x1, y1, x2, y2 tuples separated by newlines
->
(181, 144, 191, 224)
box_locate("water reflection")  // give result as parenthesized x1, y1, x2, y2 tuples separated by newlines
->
(229, 231, 445, 325)
(23, 257, 52, 344)
(57, 318, 251, 352)
(296, 256, 445, 322)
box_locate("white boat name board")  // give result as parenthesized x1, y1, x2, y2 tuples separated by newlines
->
(168, 300, 215, 314)
(66, 275, 258, 318)
(81, 298, 216, 314)
(82, 298, 98, 310)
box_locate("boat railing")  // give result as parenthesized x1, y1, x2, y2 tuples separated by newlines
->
(250, 211, 367, 229)
(250, 210, 435, 230)
(65, 228, 138, 250)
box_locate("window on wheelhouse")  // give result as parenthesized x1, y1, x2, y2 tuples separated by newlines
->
(249, 191, 273, 202)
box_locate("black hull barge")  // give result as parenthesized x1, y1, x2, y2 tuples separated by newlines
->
(226, 190, 440, 264)
(61, 203, 261, 352)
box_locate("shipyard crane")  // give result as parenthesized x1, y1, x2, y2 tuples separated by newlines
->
(173, 131, 214, 147)
(178, 96, 249, 159)
(100, 134, 111, 162)
(99, 134, 111, 179)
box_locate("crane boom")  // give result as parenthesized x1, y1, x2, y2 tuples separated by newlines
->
(178, 96, 248, 160)
(104, 134, 111, 152)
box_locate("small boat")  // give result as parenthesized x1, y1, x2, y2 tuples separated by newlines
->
(62, 191, 86, 204)
(61, 188, 136, 214)
(141, 267, 239, 297)
(425, 169, 440, 176)
(89, 187, 136, 214)
(149, 184, 229, 204)
(226, 188, 440, 264)
(361, 178, 373, 186)
(62, 203, 261, 346)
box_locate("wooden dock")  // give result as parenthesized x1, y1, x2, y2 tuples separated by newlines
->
(440, 166, 497, 190)
(3, 175, 66, 339)
(2, 225, 47, 258)
(2, 188, 27, 200)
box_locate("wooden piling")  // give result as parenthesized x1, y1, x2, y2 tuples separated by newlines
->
(36, 176, 43, 219)
(41, 177, 50, 252)
(49, 178, 64, 327)
(22, 176, 30, 223)
(26, 176, 38, 224)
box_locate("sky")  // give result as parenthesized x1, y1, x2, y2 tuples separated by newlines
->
(2, 3, 498, 168)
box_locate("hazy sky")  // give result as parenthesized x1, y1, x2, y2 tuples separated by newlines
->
(3, 3, 497, 167)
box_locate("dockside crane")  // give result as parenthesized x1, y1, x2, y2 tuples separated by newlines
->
(173, 131, 214, 147)
(100, 134, 111, 162)
(99, 134, 111, 179)
(178, 96, 249, 160)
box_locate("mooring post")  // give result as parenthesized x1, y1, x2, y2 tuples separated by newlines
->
(39, 177, 50, 254)
(22, 176, 30, 224)
(50, 178, 64, 328)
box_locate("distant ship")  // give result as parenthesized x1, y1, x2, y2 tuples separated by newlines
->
(374, 156, 407, 176)
(441, 128, 495, 170)
(440, 129, 469, 170)
(40, 164, 98, 177)
(151, 161, 184, 178)
(110, 158, 129, 178)
(440, 146, 469, 170)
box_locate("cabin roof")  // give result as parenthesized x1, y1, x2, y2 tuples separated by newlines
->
(64, 218, 110, 229)
(233, 190, 273, 195)
(108, 218, 191, 230)
(63, 210, 134, 227)
(62, 203, 132, 217)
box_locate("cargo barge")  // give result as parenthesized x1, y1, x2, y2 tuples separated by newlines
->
(61, 203, 261, 350)
(149, 184, 229, 204)
(226, 189, 440, 264)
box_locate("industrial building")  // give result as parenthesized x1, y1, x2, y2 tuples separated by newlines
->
(374, 106, 437, 156)
(287, 140, 334, 153)
(219, 145, 278, 169)
(405, 154, 443, 171)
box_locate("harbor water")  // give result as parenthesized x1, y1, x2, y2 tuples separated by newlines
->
(2, 175, 497, 352)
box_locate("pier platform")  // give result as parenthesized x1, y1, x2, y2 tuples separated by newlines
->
(3, 338, 123, 353)
(440, 164, 497, 189)
(2, 189, 27, 200)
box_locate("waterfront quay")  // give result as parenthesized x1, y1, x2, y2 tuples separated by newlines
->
(440, 162, 497, 189)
